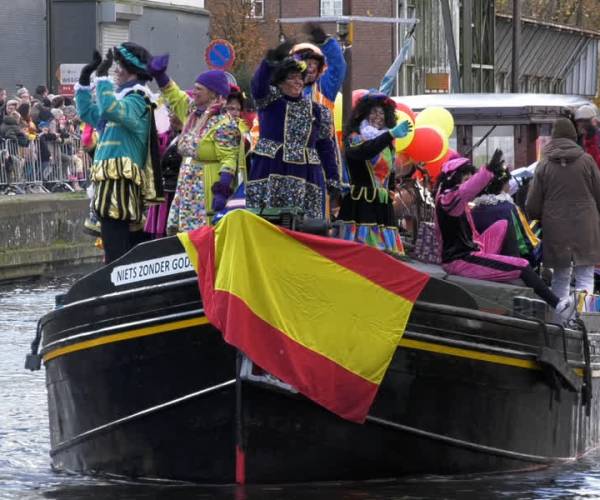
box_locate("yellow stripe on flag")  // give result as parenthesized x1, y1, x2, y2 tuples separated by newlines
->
(212, 211, 414, 385)
(177, 232, 199, 273)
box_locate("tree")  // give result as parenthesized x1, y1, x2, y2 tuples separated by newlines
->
(208, 0, 266, 78)
(496, 0, 600, 31)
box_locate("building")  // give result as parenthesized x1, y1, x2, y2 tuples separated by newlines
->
(0, 0, 210, 95)
(211, 0, 598, 99)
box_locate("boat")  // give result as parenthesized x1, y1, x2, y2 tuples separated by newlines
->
(27, 217, 600, 483)
(27, 94, 600, 484)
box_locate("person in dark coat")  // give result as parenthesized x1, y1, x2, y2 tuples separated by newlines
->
(526, 117, 600, 300)
(335, 90, 412, 254)
(0, 112, 28, 145)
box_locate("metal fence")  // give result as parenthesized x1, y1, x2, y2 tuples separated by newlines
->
(0, 135, 92, 195)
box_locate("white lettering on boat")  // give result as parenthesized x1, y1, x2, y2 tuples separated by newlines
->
(110, 253, 194, 286)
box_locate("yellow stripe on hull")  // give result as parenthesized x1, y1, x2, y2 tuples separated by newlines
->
(43, 316, 210, 362)
(42, 314, 587, 380)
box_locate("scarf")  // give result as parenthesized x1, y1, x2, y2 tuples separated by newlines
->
(359, 119, 388, 140)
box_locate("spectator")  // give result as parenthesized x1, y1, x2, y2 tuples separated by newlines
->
(526, 117, 600, 301)
(0, 110, 28, 146)
(17, 103, 37, 140)
(34, 85, 49, 103)
(38, 120, 58, 180)
(574, 104, 600, 169)
(5, 99, 18, 117)
(51, 95, 65, 109)
(16, 87, 31, 104)
(0, 88, 6, 121)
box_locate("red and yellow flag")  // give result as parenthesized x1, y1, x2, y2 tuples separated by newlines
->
(178, 210, 429, 423)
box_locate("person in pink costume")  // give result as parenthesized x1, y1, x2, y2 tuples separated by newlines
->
(435, 150, 573, 317)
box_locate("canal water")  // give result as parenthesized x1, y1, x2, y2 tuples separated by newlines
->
(3, 276, 600, 499)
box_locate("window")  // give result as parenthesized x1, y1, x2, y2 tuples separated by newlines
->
(248, 0, 264, 19)
(320, 0, 342, 17)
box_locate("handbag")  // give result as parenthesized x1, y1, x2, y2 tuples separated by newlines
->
(412, 221, 442, 264)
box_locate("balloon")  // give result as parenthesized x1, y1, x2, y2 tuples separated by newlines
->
(394, 101, 417, 121)
(394, 110, 415, 152)
(422, 148, 458, 182)
(424, 151, 450, 182)
(352, 89, 368, 107)
(334, 92, 343, 135)
(416, 106, 455, 137)
(405, 126, 448, 163)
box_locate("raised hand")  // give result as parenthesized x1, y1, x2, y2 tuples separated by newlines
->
(96, 49, 114, 77)
(390, 120, 413, 138)
(79, 51, 102, 86)
(486, 149, 505, 175)
(266, 40, 295, 65)
(303, 22, 328, 45)
(148, 54, 170, 88)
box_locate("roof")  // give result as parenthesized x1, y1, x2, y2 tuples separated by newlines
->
(393, 93, 592, 125)
(495, 16, 599, 96)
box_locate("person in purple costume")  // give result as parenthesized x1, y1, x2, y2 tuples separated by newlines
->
(435, 149, 573, 318)
(247, 41, 340, 220)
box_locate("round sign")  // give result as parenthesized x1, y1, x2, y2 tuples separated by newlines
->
(205, 39, 236, 71)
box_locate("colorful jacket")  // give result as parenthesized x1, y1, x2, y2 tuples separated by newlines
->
(75, 77, 159, 222)
(160, 79, 242, 211)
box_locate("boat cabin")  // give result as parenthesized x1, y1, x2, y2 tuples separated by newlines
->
(394, 93, 592, 168)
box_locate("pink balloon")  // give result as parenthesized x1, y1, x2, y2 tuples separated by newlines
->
(352, 89, 368, 107)
(395, 101, 417, 122)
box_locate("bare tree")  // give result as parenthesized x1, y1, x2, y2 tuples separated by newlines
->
(208, 0, 266, 75)
(496, 0, 600, 30)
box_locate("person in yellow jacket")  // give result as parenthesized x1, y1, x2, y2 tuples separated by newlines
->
(148, 54, 242, 232)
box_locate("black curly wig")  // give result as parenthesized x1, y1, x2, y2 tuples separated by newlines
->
(271, 57, 307, 86)
(345, 94, 397, 139)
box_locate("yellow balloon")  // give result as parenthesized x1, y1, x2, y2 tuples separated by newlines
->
(334, 92, 343, 134)
(394, 110, 416, 152)
(415, 106, 454, 137)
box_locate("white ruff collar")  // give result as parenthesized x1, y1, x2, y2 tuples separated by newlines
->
(472, 192, 514, 206)
(114, 83, 156, 102)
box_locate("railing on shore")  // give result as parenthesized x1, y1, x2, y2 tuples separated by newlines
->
(0, 136, 92, 195)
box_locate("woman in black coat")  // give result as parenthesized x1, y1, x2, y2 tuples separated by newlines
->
(335, 91, 412, 254)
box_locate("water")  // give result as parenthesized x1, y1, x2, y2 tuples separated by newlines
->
(4, 278, 600, 499)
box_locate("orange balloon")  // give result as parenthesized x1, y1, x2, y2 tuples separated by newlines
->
(405, 126, 446, 163)
(424, 151, 450, 182)
(394, 101, 417, 121)
(423, 148, 458, 182)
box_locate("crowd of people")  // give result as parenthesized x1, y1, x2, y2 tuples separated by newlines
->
(66, 25, 600, 325)
(0, 84, 87, 192)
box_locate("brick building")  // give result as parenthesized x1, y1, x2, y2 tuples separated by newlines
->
(205, 0, 403, 91)
(206, 1, 599, 99)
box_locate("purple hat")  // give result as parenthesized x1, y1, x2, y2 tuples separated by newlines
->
(195, 70, 229, 97)
(442, 156, 471, 175)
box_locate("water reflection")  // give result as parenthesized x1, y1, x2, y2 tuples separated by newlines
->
(3, 277, 600, 500)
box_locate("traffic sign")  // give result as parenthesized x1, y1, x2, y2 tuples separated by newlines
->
(205, 39, 236, 71)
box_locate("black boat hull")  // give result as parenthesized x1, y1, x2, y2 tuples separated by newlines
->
(39, 237, 600, 483)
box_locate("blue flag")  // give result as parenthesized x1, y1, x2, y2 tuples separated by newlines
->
(379, 34, 415, 96)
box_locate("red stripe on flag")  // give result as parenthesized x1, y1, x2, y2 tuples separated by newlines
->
(279, 228, 430, 303)
(235, 445, 246, 485)
(213, 290, 379, 423)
